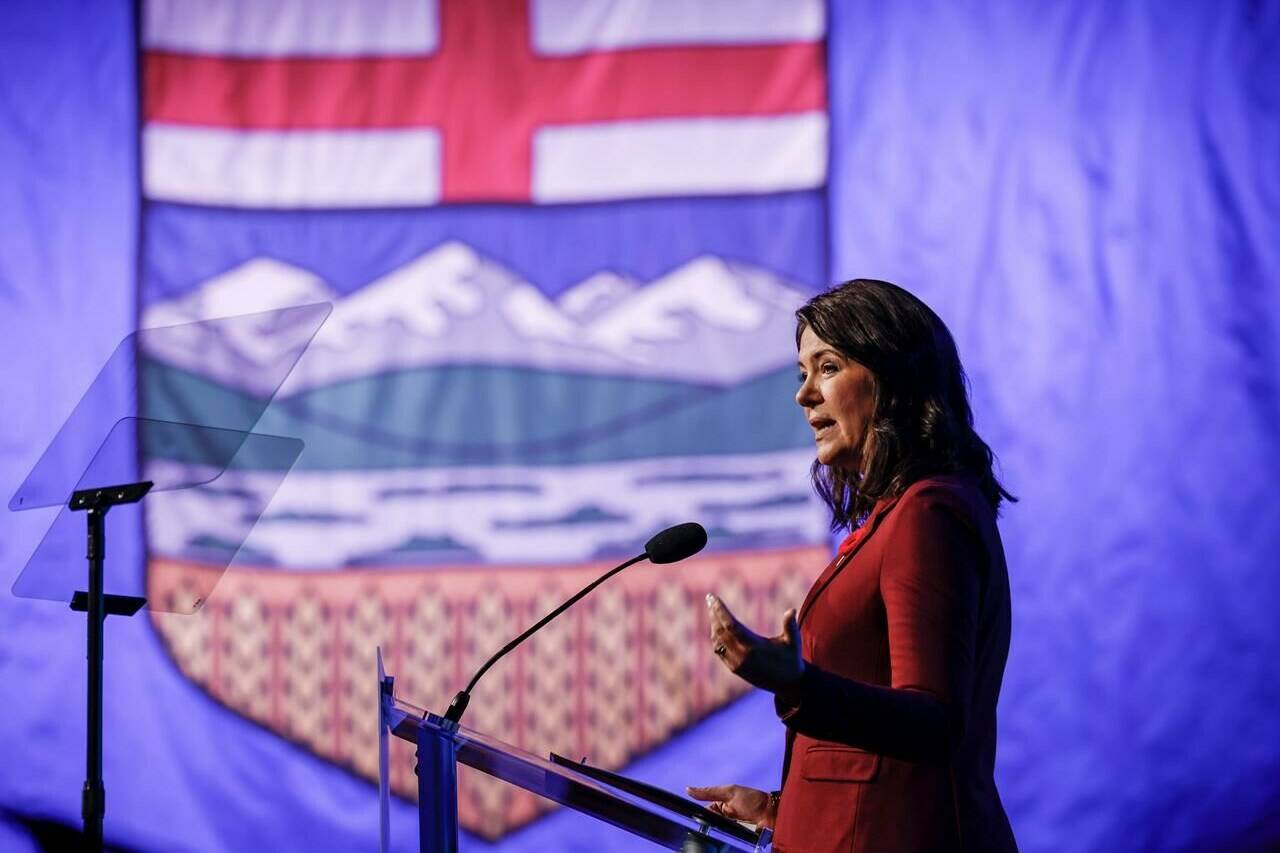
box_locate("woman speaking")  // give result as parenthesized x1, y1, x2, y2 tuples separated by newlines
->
(688, 280, 1019, 852)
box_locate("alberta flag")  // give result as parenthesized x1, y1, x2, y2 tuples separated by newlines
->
(138, 0, 831, 841)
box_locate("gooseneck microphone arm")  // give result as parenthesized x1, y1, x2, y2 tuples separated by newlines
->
(442, 522, 707, 726)
(442, 553, 646, 724)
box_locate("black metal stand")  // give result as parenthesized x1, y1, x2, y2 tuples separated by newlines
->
(68, 481, 152, 851)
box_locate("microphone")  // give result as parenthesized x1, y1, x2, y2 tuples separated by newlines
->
(642, 522, 708, 564)
(442, 522, 707, 725)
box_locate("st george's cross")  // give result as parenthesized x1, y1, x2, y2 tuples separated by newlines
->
(143, 0, 826, 206)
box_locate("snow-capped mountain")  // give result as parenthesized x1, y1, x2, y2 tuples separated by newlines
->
(557, 271, 638, 322)
(138, 258, 335, 397)
(140, 242, 811, 392)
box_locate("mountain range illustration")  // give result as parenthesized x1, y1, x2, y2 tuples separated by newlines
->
(135, 243, 828, 566)
(140, 241, 811, 393)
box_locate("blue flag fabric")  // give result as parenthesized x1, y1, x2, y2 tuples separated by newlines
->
(133, 2, 832, 843)
(2, 2, 1279, 851)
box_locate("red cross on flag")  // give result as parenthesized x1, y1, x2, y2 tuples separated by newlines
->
(142, 0, 828, 207)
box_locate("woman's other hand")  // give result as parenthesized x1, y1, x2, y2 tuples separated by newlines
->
(706, 594, 805, 695)
(686, 784, 776, 829)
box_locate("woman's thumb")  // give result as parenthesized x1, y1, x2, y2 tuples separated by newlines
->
(783, 608, 800, 645)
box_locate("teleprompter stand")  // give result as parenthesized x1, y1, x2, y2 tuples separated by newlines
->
(8, 304, 330, 849)
(70, 480, 152, 848)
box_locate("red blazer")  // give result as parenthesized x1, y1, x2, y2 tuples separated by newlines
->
(771, 475, 1017, 853)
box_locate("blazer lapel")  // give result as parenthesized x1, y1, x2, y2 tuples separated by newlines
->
(797, 495, 903, 625)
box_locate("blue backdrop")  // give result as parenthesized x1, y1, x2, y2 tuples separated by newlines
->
(2, 1, 1278, 851)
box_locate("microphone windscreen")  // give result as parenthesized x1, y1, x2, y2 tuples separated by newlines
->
(644, 522, 708, 564)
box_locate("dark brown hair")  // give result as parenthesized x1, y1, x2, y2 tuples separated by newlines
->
(796, 278, 1014, 529)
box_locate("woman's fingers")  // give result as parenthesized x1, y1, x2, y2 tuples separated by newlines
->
(688, 785, 745, 820)
(687, 785, 769, 824)
(710, 625, 744, 670)
(686, 784, 732, 802)
(706, 594, 744, 648)
(705, 594, 737, 629)
(706, 594, 754, 671)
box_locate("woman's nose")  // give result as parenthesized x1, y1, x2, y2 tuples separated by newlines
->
(795, 377, 818, 407)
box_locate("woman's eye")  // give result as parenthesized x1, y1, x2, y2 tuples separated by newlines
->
(797, 372, 807, 383)
(821, 362, 838, 374)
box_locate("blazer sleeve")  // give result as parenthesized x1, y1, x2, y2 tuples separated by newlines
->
(775, 491, 983, 764)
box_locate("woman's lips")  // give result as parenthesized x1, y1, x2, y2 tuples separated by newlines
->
(810, 418, 835, 439)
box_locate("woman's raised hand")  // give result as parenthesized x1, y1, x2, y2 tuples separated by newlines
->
(705, 594, 805, 695)
(686, 784, 775, 829)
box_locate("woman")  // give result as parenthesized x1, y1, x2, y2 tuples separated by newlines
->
(688, 280, 1018, 852)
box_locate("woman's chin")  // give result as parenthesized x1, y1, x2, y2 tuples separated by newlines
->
(815, 452, 842, 468)
(816, 448, 860, 471)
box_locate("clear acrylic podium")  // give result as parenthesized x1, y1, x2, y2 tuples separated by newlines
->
(378, 652, 772, 852)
